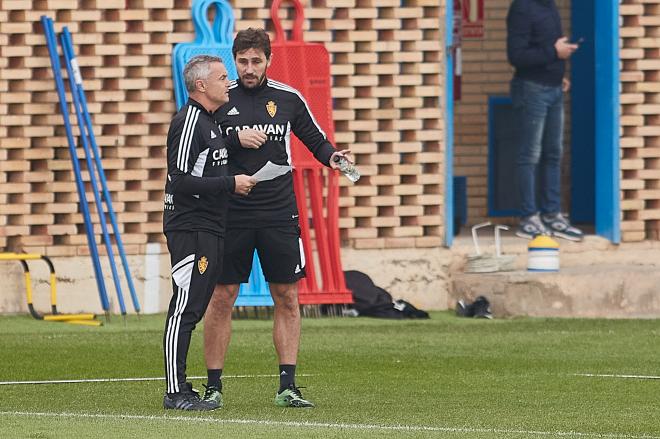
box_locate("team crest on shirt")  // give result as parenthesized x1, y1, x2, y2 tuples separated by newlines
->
(198, 256, 208, 274)
(266, 100, 277, 118)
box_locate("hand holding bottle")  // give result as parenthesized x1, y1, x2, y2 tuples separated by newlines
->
(330, 149, 360, 183)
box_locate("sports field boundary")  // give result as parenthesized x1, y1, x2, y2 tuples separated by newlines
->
(5, 372, 655, 387)
(0, 374, 315, 386)
(0, 411, 658, 438)
(574, 373, 660, 380)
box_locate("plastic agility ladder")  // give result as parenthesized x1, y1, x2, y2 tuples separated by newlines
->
(0, 253, 101, 326)
(268, 0, 352, 305)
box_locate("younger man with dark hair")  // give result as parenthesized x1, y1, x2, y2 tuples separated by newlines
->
(202, 28, 351, 408)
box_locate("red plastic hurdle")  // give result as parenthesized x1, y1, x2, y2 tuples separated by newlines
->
(268, 0, 352, 305)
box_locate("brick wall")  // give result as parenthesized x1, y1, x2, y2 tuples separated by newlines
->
(620, 0, 660, 242)
(0, 0, 446, 255)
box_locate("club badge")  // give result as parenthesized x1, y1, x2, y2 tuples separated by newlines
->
(198, 256, 208, 274)
(266, 100, 277, 118)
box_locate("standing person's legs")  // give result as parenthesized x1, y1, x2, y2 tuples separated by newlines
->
(513, 78, 549, 217)
(538, 89, 584, 241)
(538, 88, 564, 216)
(203, 283, 240, 386)
(204, 284, 241, 371)
(512, 79, 552, 238)
(163, 231, 222, 411)
(258, 225, 313, 407)
(203, 228, 255, 404)
(269, 281, 301, 371)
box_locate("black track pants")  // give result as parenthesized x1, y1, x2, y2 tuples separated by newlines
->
(163, 231, 223, 394)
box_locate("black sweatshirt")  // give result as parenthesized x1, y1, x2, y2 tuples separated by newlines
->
(215, 78, 337, 228)
(506, 0, 565, 87)
(163, 98, 236, 236)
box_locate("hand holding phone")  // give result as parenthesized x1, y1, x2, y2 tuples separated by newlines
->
(555, 37, 578, 59)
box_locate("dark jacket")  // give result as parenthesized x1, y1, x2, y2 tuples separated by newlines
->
(215, 78, 336, 228)
(506, 0, 565, 86)
(163, 98, 236, 236)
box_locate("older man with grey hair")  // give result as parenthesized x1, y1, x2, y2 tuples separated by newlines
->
(161, 55, 256, 411)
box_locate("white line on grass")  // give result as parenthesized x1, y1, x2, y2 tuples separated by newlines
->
(575, 373, 660, 380)
(0, 411, 658, 438)
(0, 374, 315, 386)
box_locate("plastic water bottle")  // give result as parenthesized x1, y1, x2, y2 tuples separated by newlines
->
(333, 155, 360, 183)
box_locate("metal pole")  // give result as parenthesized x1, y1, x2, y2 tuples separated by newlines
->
(60, 27, 140, 314)
(59, 25, 127, 315)
(40, 15, 110, 314)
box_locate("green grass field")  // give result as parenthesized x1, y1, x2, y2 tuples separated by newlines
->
(1, 312, 659, 438)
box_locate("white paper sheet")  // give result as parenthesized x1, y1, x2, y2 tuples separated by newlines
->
(251, 161, 292, 182)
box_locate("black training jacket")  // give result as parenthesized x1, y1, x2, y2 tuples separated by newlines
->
(215, 78, 336, 228)
(507, 0, 565, 87)
(163, 98, 236, 236)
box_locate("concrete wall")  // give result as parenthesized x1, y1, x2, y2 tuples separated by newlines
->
(0, 246, 451, 314)
(450, 237, 660, 318)
(4, 236, 659, 318)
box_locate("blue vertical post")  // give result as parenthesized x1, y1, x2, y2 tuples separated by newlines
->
(444, 0, 455, 246)
(570, 0, 596, 223)
(60, 28, 127, 315)
(61, 27, 140, 313)
(40, 16, 110, 313)
(594, 1, 620, 243)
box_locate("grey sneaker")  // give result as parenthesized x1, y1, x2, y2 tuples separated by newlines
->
(274, 384, 315, 408)
(516, 214, 550, 239)
(201, 384, 223, 409)
(541, 213, 583, 242)
(163, 383, 217, 411)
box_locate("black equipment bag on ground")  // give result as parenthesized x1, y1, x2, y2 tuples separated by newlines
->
(344, 270, 429, 319)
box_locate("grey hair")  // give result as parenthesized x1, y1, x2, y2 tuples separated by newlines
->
(183, 55, 224, 93)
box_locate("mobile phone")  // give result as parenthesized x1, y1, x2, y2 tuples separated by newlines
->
(571, 37, 584, 45)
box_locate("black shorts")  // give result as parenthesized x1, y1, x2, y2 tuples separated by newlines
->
(218, 225, 306, 284)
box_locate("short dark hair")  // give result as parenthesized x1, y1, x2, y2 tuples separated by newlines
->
(232, 28, 271, 59)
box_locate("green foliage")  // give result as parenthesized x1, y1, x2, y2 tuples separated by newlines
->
(1, 313, 659, 438)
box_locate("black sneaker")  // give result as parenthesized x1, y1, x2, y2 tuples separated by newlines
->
(456, 299, 473, 317)
(471, 296, 493, 319)
(541, 213, 583, 242)
(516, 214, 550, 239)
(163, 382, 217, 411)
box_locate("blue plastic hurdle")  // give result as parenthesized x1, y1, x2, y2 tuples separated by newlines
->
(172, 0, 237, 108)
(172, 0, 273, 308)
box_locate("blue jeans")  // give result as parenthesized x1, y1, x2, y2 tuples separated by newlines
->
(510, 78, 564, 218)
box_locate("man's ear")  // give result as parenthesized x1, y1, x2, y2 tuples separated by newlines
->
(196, 79, 205, 92)
(266, 55, 273, 69)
